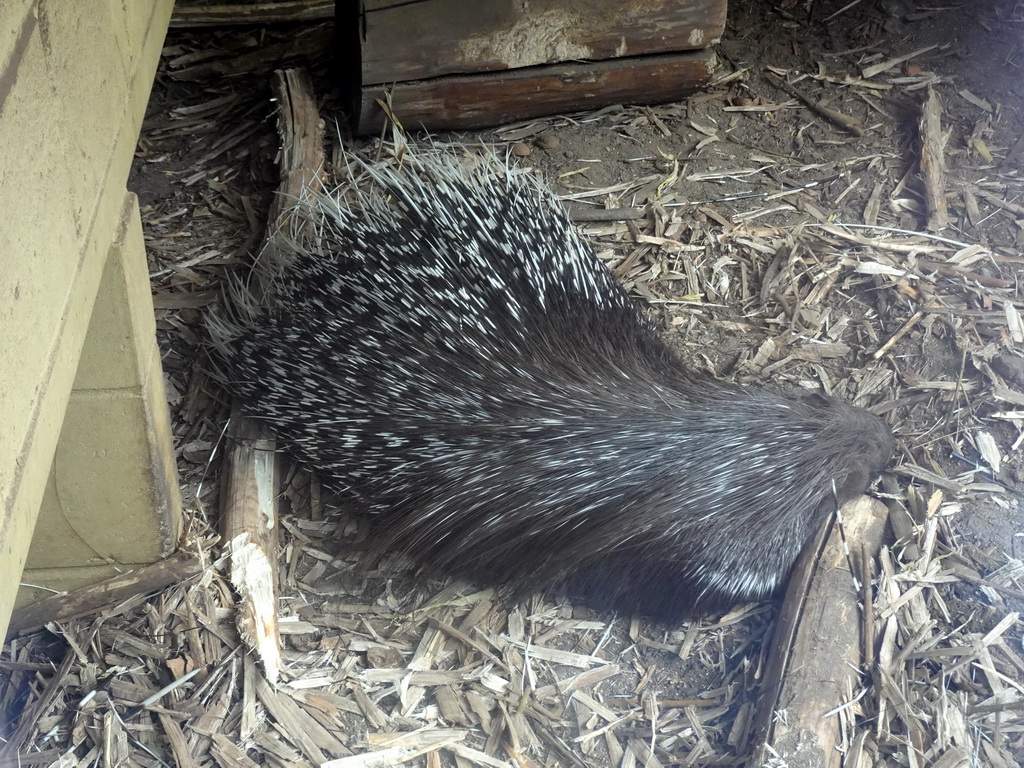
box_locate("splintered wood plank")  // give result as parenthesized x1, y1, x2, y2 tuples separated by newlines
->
(222, 414, 281, 685)
(360, 0, 726, 84)
(358, 49, 715, 134)
(266, 68, 327, 232)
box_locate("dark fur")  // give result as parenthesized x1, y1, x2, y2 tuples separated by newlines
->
(211, 150, 894, 619)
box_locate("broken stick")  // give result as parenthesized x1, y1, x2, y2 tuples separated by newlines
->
(5, 550, 202, 639)
(221, 67, 325, 686)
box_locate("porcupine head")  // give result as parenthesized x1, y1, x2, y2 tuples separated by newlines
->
(208, 145, 895, 620)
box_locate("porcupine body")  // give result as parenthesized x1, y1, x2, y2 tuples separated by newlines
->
(211, 148, 894, 619)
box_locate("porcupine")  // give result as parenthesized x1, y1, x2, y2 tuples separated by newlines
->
(209, 146, 894, 619)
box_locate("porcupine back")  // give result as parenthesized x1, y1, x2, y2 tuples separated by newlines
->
(210, 148, 894, 619)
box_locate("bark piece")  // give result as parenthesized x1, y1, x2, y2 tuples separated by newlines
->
(751, 496, 889, 767)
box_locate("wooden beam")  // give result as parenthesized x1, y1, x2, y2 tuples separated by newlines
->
(360, 0, 726, 84)
(358, 49, 716, 134)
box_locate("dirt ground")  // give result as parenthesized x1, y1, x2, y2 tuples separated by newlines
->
(4, 0, 1024, 766)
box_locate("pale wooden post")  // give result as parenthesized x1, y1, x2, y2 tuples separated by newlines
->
(0, 0, 178, 639)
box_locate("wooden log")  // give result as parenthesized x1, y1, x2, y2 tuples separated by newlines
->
(359, 0, 726, 84)
(220, 68, 325, 687)
(357, 49, 715, 134)
(750, 495, 889, 767)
